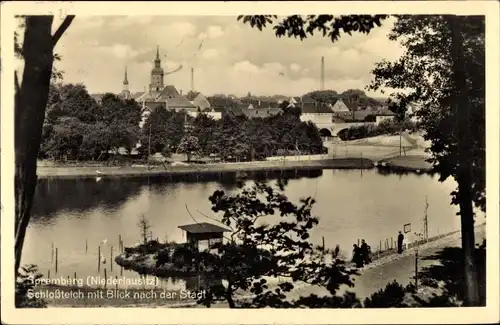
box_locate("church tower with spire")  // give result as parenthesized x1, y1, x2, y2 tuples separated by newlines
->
(120, 66, 131, 99)
(149, 45, 164, 94)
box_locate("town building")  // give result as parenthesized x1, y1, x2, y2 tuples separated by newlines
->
(116, 46, 199, 128)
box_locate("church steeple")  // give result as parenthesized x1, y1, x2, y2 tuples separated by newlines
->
(123, 66, 129, 91)
(150, 45, 164, 93)
(123, 67, 129, 85)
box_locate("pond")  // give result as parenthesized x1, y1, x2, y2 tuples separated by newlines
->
(23, 168, 482, 291)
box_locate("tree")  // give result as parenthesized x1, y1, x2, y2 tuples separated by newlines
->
(368, 15, 485, 306)
(196, 181, 359, 308)
(191, 113, 218, 156)
(237, 15, 387, 41)
(178, 135, 200, 162)
(137, 214, 151, 245)
(15, 15, 75, 274)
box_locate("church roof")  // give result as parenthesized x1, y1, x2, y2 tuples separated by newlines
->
(132, 92, 145, 99)
(185, 91, 201, 101)
(136, 92, 157, 102)
(157, 85, 180, 100)
(165, 96, 197, 109)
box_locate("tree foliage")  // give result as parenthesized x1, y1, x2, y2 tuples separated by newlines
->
(195, 180, 359, 308)
(303, 89, 382, 108)
(237, 15, 387, 42)
(368, 15, 485, 212)
(368, 14, 485, 306)
(191, 113, 324, 162)
(40, 86, 143, 160)
(178, 135, 200, 162)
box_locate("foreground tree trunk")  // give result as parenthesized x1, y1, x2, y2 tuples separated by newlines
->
(15, 15, 74, 274)
(446, 15, 480, 306)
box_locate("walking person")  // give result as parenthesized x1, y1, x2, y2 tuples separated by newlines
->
(333, 244, 340, 259)
(397, 231, 404, 254)
(360, 239, 371, 264)
(352, 244, 363, 268)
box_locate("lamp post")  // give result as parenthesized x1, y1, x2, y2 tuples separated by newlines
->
(147, 121, 152, 170)
(413, 231, 423, 290)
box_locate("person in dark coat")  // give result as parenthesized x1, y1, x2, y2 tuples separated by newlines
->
(333, 245, 340, 259)
(397, 231, 404, 254)
(352, 244, 363, 268)
(360, 239, 371, 264)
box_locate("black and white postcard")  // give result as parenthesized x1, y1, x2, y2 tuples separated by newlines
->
(1, 1, 499, 324)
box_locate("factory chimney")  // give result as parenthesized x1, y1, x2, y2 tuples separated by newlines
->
(191, 67, 194, 92)
(320, 56, 325, 91)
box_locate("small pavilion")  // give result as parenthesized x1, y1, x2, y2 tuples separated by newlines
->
(178, 222, 231, 251)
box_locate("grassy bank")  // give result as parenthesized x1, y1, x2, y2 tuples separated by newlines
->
(36, 158, 375, 179)
(382, 155, 433, 172)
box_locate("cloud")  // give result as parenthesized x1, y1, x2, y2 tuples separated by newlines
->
(202, 48, 222, 60)
(290, 63, 301, 73)
(107, 16, 154, 29)
(206, 25, 224, 39)
(46, 16, 402, 97)
(98, 43, 149, 59)
(232, 61, 260, 74)
(199, 25, 224, 40)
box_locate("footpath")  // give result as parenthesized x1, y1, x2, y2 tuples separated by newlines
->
(170, 224, 486, 308)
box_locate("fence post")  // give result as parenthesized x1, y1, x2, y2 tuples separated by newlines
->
(97, 245, 101, 273)
(55, 248, 58, 274)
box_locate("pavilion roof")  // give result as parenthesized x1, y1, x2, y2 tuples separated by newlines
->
(178, 222, 231, 234)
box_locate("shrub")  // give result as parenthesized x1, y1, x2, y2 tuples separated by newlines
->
(363, 280, 408, 308)
(15, 265, 47, 308)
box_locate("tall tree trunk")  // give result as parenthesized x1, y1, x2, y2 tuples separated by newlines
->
(15, 16, 55, 274)
(446, 15, 480, 306)
(14, 15, 74, 275)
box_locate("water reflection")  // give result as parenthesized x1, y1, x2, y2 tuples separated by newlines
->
(33, 169, 324, 218)
(26, 167, 466, 291)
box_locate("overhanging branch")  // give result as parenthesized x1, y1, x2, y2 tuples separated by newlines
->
(52, 15, 75, 47)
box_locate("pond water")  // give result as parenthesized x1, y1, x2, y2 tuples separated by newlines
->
(23, 168, 484, 291)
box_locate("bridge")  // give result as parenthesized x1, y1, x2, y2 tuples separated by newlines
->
(314, 122, 374, 137)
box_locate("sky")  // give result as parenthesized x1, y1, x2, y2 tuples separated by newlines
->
(16, 15, 405, 97)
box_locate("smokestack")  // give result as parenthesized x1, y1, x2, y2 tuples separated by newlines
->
(320, 56, 325, 91)
(191, 67, 194, 92)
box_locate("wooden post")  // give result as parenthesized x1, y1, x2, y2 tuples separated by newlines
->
(357, 238, 360, 246)
(119, 234, 122, 249)
(110, 246, 113, 272)
(98, 245, 101, 273)
(74, 272, 77, 282)
(115, 275, 118, 290)
(379, 240, 382, 252)
(51, 243, 54, 263)
(120, 266, 123, 276)
(391, 237, 393, 249)
(415, 251, 419, 290)
(322, 236, 325, 251)
(104, 268, 107, 289)
(55, 248, 58, 274)
(47, 269, 50, 279)
(85, 238, 88, 254)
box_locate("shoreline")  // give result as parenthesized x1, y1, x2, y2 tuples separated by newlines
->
(36, 155, 432, 179)
(39, 223, 485, 308)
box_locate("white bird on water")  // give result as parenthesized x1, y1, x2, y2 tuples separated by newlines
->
(96, 170, 102, 174)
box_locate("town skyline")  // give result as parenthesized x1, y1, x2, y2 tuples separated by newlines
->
(14, 15, 404, 97)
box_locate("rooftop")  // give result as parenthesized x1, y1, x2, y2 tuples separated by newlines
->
(178, 222, 231, 234)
